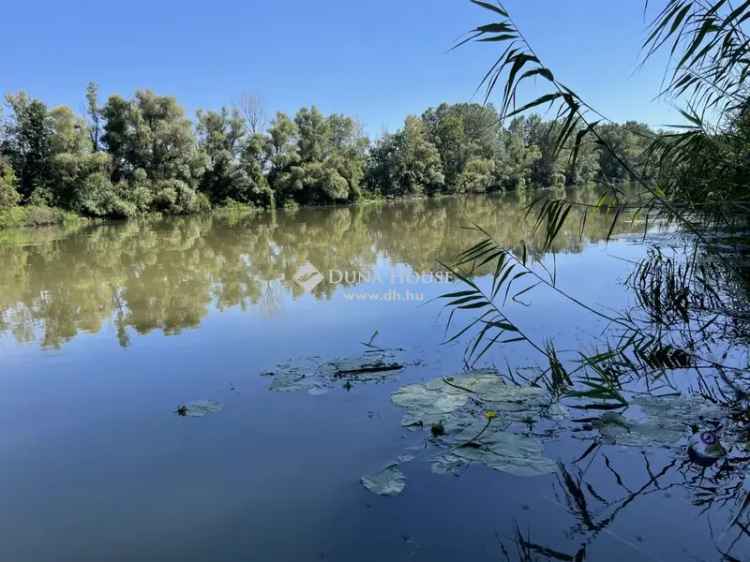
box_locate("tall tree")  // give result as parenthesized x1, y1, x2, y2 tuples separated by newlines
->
(367, 116, 445, 196)
(1, 93, 53, 199)
(238, 93, 266, 134)
(85, 82, 101, 152)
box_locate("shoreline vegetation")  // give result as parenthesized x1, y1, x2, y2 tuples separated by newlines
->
(0, 85, 656, 230)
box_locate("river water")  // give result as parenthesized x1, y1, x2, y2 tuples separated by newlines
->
(0, 190, 746, 561)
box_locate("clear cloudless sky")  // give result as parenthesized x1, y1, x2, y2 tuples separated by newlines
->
(1, 0, 681, 136)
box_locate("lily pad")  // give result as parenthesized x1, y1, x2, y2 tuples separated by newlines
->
(592, 395, 723, 448)
(176, 400, 223, 417)
(361, 464, 406, 496)
(431, 454, 469, 476)
(456, 441, 556, 477)
(264, 350, 407, 395)
(391, 372, 560, 477)
(391, 371, 564, 428)
(397, 454, 416, 463)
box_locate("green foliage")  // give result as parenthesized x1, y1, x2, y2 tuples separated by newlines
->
(438, 0, 750, 428)
(102, 90, 203, 184)
(85, 82, 101, 152)
(459, 158, 496, 193)
(495, 116, 542, 190)
(597, 122, 653, 182)
(422, 103, 500, 189)
(268, 107, 367, 205)
(0, 81, 659, 225)
(2, 93, 54, 198)
(0, 157, 20, 209)
(196, 108, 274, 208)
(367, 116, 445, 196)
(50, 152, 111, 212)
(0, 205, 82, 229)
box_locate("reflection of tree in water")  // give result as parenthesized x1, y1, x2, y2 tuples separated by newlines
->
(0, 191, 642, 348)
(496, 438, 750, 560)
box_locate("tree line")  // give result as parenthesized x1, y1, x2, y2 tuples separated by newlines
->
(0, 84, 656, 219)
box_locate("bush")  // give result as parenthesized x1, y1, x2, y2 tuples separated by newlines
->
(152, 179, 210, 215)
(0, 205, 83, 229)
(551, 172, 566, 187)
(460, 159, 497, 193)
(0, 160, 21, 209)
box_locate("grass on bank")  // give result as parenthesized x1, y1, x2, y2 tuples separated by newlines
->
(0, 205, 87, 229)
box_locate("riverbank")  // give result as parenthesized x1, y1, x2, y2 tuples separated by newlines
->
(0, 191, 500, 232)
(0, 205, 89, 230)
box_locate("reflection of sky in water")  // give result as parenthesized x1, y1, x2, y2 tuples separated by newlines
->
(0, 194, 745, 561)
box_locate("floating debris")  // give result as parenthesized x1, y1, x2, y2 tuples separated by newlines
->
(390, 372, 561, 477)
(264, 350, 407, 395)
(175, 400, 224, 417)
(361, 464, 406, 496)
(688, 430, 727, 466)
(326, 354, 403, 376)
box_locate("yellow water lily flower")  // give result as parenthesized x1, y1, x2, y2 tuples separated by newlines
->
(484, 410, 497, 420)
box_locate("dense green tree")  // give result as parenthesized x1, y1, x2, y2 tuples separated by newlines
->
(265, 112, 299, 196)
(50, 152, 113, 213)
(268, 107, 367, 204)
(459, 158, 497, 192)
(0, 85, 659, 220)
(196, 107, 273, 207)
(0, 157, 20, 209)
(421, 103, 500, 190)
(101, 90, 208, 214)
(2, 93, 54, 200)
(596, 122, 652, 182)
(102, 90, 203, 184)
(367, 116, 445, 196)
(522, 115, 558, 186)
(1, 92, 126, 215)
(495, 117, 542, 190)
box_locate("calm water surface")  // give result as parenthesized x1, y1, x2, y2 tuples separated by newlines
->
(0, 192, 743, 561)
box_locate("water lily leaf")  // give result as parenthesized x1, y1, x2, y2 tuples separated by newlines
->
(397, 454, 416, 464)
(431, 454, 469, 475)
(176, 400, 223, 417)
(361, 464, 406, 496)
(592, 395, 723, 448)
(391, 372, 560, 478)
(450, 431, 557, 477)
(265, 350, 407, 395)
(593, 413, 684, 447)
(391, 371, 564, 428)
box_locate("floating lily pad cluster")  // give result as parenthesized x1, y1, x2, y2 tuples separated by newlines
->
(591, 395, 723, 448)
(263, 350, 406, 395)
(387, 371, 566, 484)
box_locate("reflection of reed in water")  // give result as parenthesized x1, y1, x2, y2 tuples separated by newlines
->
(495, 446, 750, 561)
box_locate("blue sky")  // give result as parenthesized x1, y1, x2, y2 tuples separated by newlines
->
(1, 1, 680, 136)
